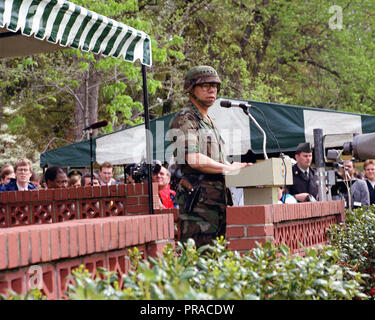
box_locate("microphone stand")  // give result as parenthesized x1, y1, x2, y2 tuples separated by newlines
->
(82, 121, 108, 187)
(89, 128, 94, 186)
(238, 104, 268, 160)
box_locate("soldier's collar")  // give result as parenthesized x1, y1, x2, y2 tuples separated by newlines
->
(189, 102, 205, 121)
(296, 165, 309, 175)
(188, 102, 216, 127)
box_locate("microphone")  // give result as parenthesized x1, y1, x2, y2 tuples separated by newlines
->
(221, 99, 268, 160)
(220, 100, 252, 109)
(83, 120, 108, 131)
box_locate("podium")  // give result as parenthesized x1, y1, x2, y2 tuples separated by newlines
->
(225, 158, 293, 205)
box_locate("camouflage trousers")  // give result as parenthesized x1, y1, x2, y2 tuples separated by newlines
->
(176, 178, 227, 248)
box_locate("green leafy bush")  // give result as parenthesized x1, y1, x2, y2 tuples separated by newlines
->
(64, 238, 367, 300)
(0, 288, 46, 300)
(327, 206, 375, 297)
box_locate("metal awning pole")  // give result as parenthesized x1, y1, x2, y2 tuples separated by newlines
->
(141, 64, 154, 214)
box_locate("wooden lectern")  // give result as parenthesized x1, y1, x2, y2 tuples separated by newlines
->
(225, 158, 293, 205)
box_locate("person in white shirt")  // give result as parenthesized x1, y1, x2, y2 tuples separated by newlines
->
(1, 158, 37, 191)
(277, 186, 297, 204)
(99, 162, 117, 186)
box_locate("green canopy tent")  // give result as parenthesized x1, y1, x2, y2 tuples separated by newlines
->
(40, 97, 375, 168)
(0, 0, 155, 212)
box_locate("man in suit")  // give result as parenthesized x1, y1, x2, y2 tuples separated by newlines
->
(1, 158, 37, 191)
(288, 142, 318, 202)
(341, 160, 369, 208)
(364, 159, 375, 205)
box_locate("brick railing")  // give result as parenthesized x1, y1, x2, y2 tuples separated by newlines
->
(0, 183, 178, 299)
(226, 200, 345, 254)
(0, 182, 345, 299)
(0, 214, 175, 299)
(0, 183, 163, 228)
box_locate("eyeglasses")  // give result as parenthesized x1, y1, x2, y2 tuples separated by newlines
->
(197, 83, 219, 91)
(16, 168, 30, 173)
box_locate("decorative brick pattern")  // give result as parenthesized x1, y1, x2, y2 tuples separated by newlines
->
(0, 214, 175, 299)
(80, 200, 101, 219)
(0, 183, 159, 228)
(226, 200, 345, 253)
(103, 198, 125, 217)
(32, 203, 53, 224)
(9, 204, 30, 227)
(0, 205, 7, 228)
(55, 201, 77, 222)
(0, 181, 174, 299)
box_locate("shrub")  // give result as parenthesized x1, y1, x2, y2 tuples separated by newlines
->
(0, 288, 46, 300)
(327, 206, 375, 297)
(64, 238, 367, 300)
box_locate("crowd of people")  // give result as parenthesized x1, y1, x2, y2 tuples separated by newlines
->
(0, 159, 178, 210)
(287, 142, 375, 210)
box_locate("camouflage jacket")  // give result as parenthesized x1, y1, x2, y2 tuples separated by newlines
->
(168, 102, 230, 227)
(168, 102, 227, 176)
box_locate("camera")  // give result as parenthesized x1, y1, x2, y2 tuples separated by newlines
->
(324, 133, 375, 207)
(342, 132, 375, 160)
(127, 160, 162, 183)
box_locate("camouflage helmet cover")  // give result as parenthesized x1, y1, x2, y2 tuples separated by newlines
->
(184, 65, 221, 93)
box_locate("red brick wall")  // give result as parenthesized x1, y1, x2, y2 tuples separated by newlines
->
(0, 182, 178, 299)
(0, 183, 160, 228)
(0, 214, 175, 299)
(226, 200, 345, 254)
(0, 182, 346, 298)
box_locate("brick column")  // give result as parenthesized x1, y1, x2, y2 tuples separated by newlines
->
(0, 213, 175, 299)
(226, 200, 345, 254)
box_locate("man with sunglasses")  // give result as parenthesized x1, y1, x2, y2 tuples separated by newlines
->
(169, 65, 251, 247)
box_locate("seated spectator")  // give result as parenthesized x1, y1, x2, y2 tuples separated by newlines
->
(98, 162, 117, 186)
(68, 175, 81, 187)
(44, 166, 68, 189)
(0, 165, 15, 187)
(30, 172, 42, 189)
(152, 166, 176, 209)
(364, 159, 375, 205)
(124, 164, 136, 184)
(340, 160, 369, 208)
(81, 173, 100, 187)
(67, 169, 82, 179)
(278, 186, 297, 204)
(117, 174, 125, 184)
(1, 158, 37, 191)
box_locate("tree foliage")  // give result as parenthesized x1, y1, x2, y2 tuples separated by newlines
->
(1, 0, 375, 163)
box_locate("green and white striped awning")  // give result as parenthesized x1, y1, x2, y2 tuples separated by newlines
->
(0, 0, 152, 66)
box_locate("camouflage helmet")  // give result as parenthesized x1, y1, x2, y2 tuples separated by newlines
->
(184, 65, 221, 93)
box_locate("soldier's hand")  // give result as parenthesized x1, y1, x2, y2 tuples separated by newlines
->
(225, 162, 252, 172)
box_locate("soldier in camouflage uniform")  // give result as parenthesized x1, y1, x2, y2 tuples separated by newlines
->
(169, 66, 251, 247)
